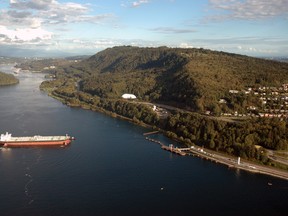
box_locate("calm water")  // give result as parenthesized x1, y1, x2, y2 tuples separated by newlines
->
(0, 64, 287, 216)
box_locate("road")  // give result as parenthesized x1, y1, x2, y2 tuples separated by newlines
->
(180, 146, 288, 180)
(137, 101, 288, 180)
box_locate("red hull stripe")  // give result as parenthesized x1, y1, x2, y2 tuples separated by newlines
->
(1, 139, 71, 147)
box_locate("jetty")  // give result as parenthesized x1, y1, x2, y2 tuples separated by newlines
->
(145, 137, 186, 156)
(145, 137, 164, 145)
(161, 144, 186, 156)
(144, 136, 288, 180)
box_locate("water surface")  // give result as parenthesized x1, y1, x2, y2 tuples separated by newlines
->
(0, 65, 287, 216)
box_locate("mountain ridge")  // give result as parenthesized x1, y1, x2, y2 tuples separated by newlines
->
(73, 46, 288, 112)
(39, 46, 288, 165)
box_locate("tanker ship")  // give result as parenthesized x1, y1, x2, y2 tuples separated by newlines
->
(0, 132, 74, 147)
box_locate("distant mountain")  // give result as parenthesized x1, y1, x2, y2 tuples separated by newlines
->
(65, 55, 91, 61)
(0, 45, 73, 58)
(68, 46, 288, 112)
(0, 56, 28, 64)
(263, 57, 288, 63)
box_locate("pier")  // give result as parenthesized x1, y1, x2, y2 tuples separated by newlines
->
(161, 144, 186, 156)
(145, 137, 186, 156)
(145, 137, 164, 145)
(144, 136, 288, 180)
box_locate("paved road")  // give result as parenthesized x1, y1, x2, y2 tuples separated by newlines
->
(138, 101, 288, 180)
(182, 147, 288, 180)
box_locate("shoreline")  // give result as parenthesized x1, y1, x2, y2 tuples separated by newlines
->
(187, 147, 288, 181)
(144, 134, 288, 181)
(44, 90, 288, 181)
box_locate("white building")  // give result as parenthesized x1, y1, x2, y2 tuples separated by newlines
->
(121, 94, 137, 99)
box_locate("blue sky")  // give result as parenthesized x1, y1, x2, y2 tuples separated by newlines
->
(0, 0, 287, 57)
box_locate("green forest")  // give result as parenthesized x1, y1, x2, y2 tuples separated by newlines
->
(46, 46, 288, 112)
(38, 46, 288, 167)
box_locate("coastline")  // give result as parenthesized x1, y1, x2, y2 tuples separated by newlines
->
(144, 133, 288, 180)
(43, 89, 288, 181)
(185, 146, 288, 181)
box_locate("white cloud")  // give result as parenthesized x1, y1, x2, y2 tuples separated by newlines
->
(175, 36, 288, 56)
(70, 38, 123, 50)
(68, 37, 164, 51)
(132, 0, 149, 8)
(236, 45, 277, 54)
(150, 27, 197, 34)
(0, 10, 41, 28)
(3, 0, 115, 27)
(0, 0, 116, 49)
(179, 43, 194, 48)
(10, 0, 55, 10)
(208, 0, 288, 20)
(0, 25, 53, 44)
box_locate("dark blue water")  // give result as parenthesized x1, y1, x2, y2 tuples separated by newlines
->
(0, 65, 287, 216)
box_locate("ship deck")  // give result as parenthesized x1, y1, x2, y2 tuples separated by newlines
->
(7, 136, 69, 142)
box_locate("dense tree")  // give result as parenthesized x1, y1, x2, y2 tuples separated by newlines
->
(38, 46, 288, 165)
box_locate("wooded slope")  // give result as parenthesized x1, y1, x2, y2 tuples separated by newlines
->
(71, 46, 288, 112)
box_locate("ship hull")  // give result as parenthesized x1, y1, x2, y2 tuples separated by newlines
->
(0, 132, 74, 148)
(1, 139, 71, 147)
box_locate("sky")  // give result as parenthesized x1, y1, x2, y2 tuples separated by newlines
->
(0, 0, 287, 57)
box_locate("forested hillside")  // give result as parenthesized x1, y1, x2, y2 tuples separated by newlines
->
(57, 46, 288, 112)
(39, 46, 288, 166)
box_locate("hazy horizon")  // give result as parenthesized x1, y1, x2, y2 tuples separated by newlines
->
(0, 0, 287, 58)
(1, 46, 288, 59)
